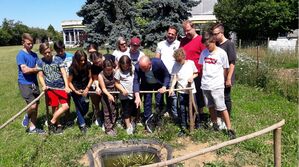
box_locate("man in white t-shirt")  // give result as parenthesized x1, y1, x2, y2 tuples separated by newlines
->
(199, 31, 236, 139)
(156, 25, 180, 124)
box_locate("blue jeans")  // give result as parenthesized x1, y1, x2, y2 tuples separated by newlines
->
(166, 93, 178, 122)
(178, 93, 188, 129)
(71, 93, 89, 127)
(178, 93, 196, 129)
(143, 83, 163, 121)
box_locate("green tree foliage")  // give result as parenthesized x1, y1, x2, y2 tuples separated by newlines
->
(77, 0, 199, 50)
(141, 0, 199, 49)
(0, 18, 62, 46)
(0, 19, 29, 45)
(214, 0, 298, 40)
(77, 0, 140, 49)
(47, 24, 63, 42)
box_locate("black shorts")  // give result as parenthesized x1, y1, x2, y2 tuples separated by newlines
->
(120, 99, 137, 118)
(18, 83, 40, 104)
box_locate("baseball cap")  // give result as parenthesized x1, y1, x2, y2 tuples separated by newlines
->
(130, 37, 141, 45)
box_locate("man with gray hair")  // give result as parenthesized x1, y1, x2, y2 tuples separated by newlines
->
(133, 56, 170, 133)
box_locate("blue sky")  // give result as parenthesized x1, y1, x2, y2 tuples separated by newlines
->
(0, 0, 86, 31)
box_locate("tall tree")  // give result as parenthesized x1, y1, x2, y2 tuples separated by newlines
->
(214, 0, 298, 40)
(47, 24, 62, 42)
(141, 0, 199, 49)
(77, 0, 199, 49)
(77, 0, 139, 49)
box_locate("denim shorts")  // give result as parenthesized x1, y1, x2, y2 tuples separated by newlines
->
(202, 88, 226, 111)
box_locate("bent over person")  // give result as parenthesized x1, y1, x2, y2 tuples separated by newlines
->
(133, 56, 170, 133)
(16, 33, 45, 134)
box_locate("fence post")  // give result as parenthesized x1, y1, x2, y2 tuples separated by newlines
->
(238, 39, 242, 48)
(273, 127, 282, 167)
(189, 89, 194, 132)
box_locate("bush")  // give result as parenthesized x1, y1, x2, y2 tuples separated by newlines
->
(235, 49, 298, 102)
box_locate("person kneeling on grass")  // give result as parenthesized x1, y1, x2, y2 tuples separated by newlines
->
(37, 42, 71, 134)
(169, 48, 198, 137)
(199, 31, 236, 139)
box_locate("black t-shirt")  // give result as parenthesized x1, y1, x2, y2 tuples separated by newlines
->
(69, 62, 91, 90)
(219, 40, 237, 84)
(91, 64, 103, 76)
(219, 40, 236, 65)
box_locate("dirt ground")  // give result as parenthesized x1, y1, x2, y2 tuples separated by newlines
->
(171, 137, 233, 167)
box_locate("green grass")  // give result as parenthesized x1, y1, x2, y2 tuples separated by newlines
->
(0, 45, 298, 166)
(238, 47, 298, 69)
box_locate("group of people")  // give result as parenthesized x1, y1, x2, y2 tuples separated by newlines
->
(16, 20, 237, 139)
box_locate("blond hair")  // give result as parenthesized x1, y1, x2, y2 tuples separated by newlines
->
(173, 48, 186, 59)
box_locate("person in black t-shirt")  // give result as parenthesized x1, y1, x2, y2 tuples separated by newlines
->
(68, 50, 93, 134)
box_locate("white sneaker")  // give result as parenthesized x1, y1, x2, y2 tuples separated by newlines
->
(126, 125, 133, 135)
(101, 124, 105, 132)
(45, 120, 48, 127)
(217, 117, 227, 130)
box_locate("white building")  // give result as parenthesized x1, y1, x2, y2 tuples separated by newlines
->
(61, 20, 85, 48)
(189, 0, 218, 32)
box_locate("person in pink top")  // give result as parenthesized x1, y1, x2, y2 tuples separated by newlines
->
(180, 20, 206, 128)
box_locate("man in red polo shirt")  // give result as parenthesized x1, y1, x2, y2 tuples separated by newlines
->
(180, 20, 206, 128)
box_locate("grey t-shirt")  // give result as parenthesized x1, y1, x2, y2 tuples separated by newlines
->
(114, 65, 134, 100)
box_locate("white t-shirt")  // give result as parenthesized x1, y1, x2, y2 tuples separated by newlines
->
(199, 47, 229, 90)
(156, 40, 180, 73)
(114, 65, 135, 100)
(112, 48, 130, 62)
(171, 60, 198, 94)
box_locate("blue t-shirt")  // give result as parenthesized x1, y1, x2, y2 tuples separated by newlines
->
(16, 50, 39, 85)
(57, 52, 73, 75)
(37, 56, 66, 89)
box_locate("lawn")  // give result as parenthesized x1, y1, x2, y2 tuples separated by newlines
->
(0, 45, 297, 166)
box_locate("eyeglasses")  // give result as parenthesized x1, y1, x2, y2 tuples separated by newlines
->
(132, 44, 140, 47)
(119, 43, 126, 46)
(212, 32, 221, 36)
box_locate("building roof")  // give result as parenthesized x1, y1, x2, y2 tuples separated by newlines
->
(189, 0, 218, 22)
(190, 0, 217, 15)
(61, 20, 85, 29)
